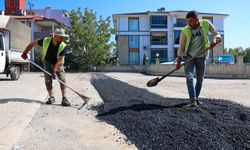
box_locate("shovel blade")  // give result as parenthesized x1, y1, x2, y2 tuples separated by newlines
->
(147, 77, 160, 87)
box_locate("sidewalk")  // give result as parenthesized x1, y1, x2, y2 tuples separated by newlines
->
(0, 73, 47, 149)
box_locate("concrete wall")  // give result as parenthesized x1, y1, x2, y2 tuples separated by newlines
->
(97, 56, 250, 79)
(97, 65, 145, 73)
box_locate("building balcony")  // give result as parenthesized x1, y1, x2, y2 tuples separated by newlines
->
(151, 24, 167, 28)
(151, 41, 168, 45)
(150, 45, 168, 49)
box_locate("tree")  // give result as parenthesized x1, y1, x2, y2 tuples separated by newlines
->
(66, 8, 113, 71)
(227, 47, 246, 56)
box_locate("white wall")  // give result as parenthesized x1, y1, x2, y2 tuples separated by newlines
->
(168, 15, 174, 61)
(139, 16, 150, 31)
(118, 15, 149, 32)
(140, 36, 150, 64)
(118, 16, 128, 31)
(212, 17, 224, 31)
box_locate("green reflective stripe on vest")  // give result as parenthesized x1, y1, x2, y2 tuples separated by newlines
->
(41, 37, 66, 63)
(183, 19, 210, 52)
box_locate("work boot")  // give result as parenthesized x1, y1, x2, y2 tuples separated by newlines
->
(61, 97, 70, 106)
(196, 98, 203, 105)
(185, 98, 198, 107)
(45, 96, 55, 104)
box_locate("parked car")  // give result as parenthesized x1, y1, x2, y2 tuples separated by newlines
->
(160, 58, 184, 65)
(215, 55, 235, 64)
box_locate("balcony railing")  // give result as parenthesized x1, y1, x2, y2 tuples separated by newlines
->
(151, 41, 168, 45)
(151, 24, 167, 28)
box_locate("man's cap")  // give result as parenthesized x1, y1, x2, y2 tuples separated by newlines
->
(52, 28, 68, 37)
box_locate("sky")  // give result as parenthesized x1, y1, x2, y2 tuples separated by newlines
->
(0, 0, 249, 49)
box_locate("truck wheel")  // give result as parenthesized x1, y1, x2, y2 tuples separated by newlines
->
(10, 66, 21, 80)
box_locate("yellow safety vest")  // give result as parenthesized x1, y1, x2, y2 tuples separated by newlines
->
(182, 19, 210, 52)
(41, 37, 66, 63)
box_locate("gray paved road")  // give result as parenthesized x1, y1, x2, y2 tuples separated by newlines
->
(0, 72, 249, 149)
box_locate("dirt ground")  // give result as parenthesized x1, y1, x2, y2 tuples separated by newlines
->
(0, 72, 249, 149)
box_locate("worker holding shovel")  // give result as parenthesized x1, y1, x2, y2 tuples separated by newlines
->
(176, 10, 221, 106)
(21, 28, 71, 106)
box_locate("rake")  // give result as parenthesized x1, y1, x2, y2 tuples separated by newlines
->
(29, 60, 90, 107)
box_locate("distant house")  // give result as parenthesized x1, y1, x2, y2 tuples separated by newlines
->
(27, 7, 70, 27)
(113, 8, 228, 65)
(1, 1, 71, 62)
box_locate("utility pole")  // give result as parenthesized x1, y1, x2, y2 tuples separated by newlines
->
(28, 0, 34, 11)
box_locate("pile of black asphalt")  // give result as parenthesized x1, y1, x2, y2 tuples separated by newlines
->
(91, 73, 250, 150)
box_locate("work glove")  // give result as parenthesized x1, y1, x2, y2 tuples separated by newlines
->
(175, 56, 182, 70)
(21, 53, 28, 60)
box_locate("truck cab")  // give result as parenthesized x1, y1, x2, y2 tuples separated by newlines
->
(0, 33, 6, 73)
(0, 16, 31, 80)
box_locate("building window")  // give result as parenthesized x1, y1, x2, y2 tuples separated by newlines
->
(129, 18, 139, 31)
(151, 16, 167, 28)
(202, 16, 213, 23)
(129, 35, 139, 49)
(175, 18, 186, 27)
(174, 30, 181, 44)
(129, 36, 139, 64)
(151, 36, 167, 45)
(129, 52, 139, 65)
(151, 32, 167, 45)
(151, 48, 168, 62)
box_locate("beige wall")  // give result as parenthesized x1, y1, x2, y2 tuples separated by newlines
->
(118, 36, 129, 65)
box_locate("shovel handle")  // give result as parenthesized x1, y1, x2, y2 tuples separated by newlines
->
(158, 46, 211, 82)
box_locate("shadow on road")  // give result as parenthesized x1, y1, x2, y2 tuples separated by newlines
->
(0, 98, 43, 104)
(0, 98, 86, 110)
(0, 78, 12, 81)
(91, 73, 250, 150)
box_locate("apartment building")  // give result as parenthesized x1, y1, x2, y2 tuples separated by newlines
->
(113, 8, 228, 65)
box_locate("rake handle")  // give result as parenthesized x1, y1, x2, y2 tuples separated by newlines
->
(29, 60, 88, 99)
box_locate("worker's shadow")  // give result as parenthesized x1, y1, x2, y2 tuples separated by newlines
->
(0, 78, 12, 81)
(0, 98, 43, 104)
(91, 73, 250, 150)
(0, 98, 83, 110)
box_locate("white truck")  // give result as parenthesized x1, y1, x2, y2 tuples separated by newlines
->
(0, 16, 31, 80)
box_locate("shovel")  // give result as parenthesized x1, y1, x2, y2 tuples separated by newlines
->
(29, 60, 90, 107)
(147, 46, 212, 87)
